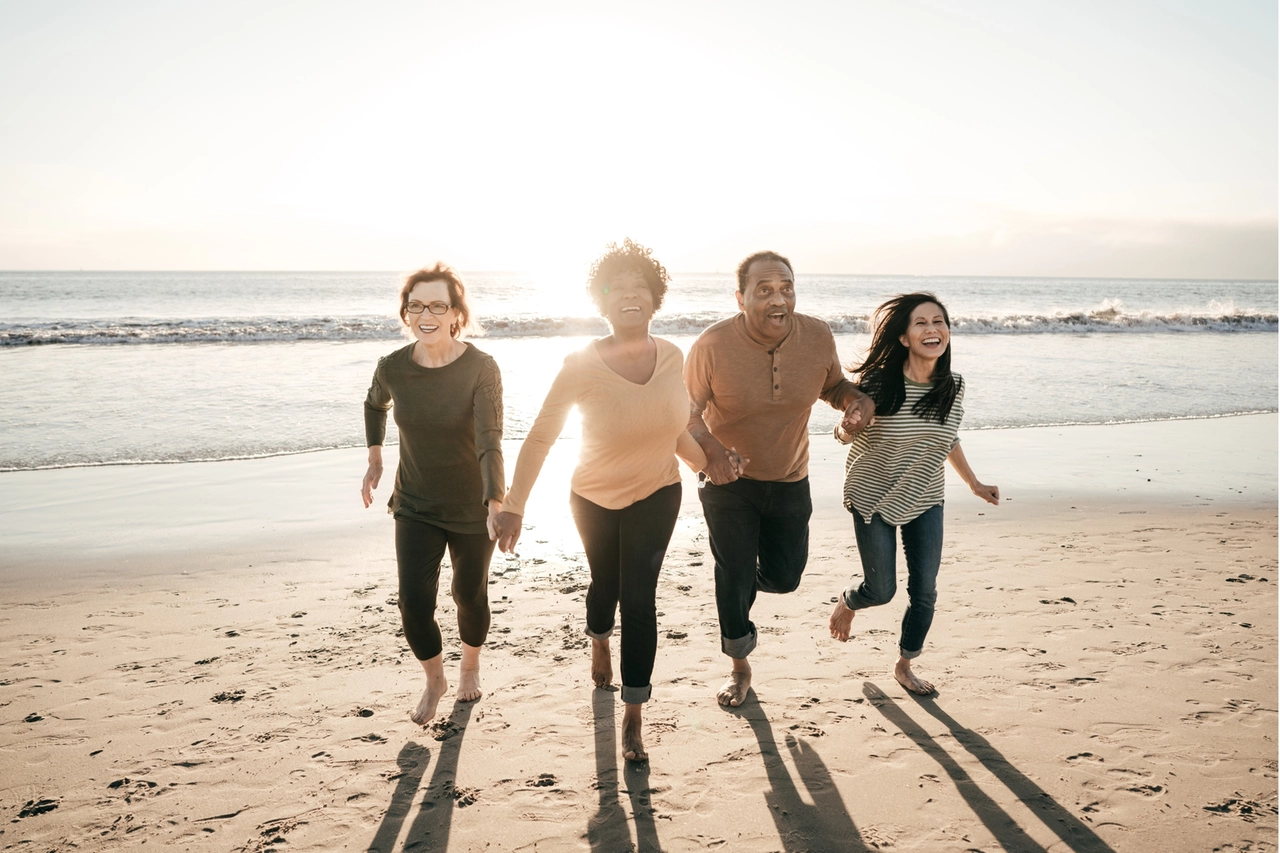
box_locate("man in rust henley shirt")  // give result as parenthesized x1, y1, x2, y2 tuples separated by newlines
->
(685, 251, 873, 707)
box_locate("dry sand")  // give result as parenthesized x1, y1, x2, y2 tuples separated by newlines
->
(1, 415, 1275, 852)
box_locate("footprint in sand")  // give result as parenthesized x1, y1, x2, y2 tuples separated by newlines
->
(428, 719, 461, 741)
(1183, 698, 1273, 727)
(17, 798, 59, 818)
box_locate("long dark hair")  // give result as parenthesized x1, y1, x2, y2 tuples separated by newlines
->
(850, 292, 959, 425)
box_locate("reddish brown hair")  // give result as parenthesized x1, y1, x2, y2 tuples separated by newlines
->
(398, 262, 475, 338)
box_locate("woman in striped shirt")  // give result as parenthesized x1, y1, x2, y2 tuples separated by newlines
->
(828, 293, 999, 695)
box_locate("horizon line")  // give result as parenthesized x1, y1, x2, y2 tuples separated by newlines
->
(1, 270, 1276, 284)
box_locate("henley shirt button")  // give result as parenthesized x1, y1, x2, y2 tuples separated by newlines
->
(774, 384, 779, 389)
(773, 367, 777, 372)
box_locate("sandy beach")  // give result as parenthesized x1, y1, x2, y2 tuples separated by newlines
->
(1, 414, 1275, 852)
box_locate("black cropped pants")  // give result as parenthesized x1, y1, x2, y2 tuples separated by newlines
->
(569, 483, 682, 705)
(394, 518, 495, 661)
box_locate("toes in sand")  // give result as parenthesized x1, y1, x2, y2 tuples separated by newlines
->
(716, 664, 752, 707)
(591, 637, 613, 689)
(829, 598, 855, 641)
(894, 658, 935, 696)
(410, 673, 449, 724)
(621, 707, 647, 762)
(457, 666, 482, 702)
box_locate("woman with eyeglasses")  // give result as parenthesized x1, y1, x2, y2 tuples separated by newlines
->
(492, 239, 706, 763)
(361, 263, 504, 725)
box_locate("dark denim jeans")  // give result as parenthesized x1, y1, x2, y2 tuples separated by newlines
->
(842, 504, 944, 659)
(570, 483, 681, 705)
(699, 477, 812, 659)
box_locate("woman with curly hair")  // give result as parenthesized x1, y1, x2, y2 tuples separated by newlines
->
(828, 293, 998, 695)
(361, 263, 504, 724)
(494, 238, 706, 762)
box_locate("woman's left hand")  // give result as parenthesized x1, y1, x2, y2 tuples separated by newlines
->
(971, 482, 1000, 505)
(485, 500, 503, 541)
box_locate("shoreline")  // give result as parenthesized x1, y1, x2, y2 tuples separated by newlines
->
(4, 406, 1277, 475)
(0, 414, 1275, 850)
(1, 413, 1274, 586)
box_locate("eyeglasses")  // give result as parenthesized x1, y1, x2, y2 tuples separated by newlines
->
(406, 301, 451, 315)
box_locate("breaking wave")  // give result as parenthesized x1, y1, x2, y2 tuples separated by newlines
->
(2, 307, 1275, 345)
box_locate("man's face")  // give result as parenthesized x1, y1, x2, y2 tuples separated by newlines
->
(736, 258, 795, 344)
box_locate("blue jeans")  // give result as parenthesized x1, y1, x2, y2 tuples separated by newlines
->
(699, 477, 812, 659)
(842, 504, 944, 659)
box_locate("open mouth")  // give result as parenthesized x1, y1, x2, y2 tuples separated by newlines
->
(621, 305, 641, 314)
(766, 309, 788, 321)
(418, 323, 439, 334)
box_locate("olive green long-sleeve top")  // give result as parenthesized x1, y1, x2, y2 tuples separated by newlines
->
(364, 343, 505, 534)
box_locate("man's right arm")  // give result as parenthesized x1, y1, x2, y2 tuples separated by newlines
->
(685, 341, 742, 485)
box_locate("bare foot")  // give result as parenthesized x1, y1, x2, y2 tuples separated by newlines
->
(410, 666, 449, 724)
(829, 598, 855, 641)
(621, 704, 647, 762)
(716, 658, 751, 707)
(894, 657, 935, 695)
(457, 667, 482, 702)
(591, 637, 613, 688)
(457, 642, 483, 702)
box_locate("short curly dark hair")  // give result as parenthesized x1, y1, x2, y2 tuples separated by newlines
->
(586, 238, 670, 313)
(736, 250, 793, 293)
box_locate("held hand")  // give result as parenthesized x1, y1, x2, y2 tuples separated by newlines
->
(702, 449, 740, 485)
(485, 500, 503, 541)
(361, 463, 383, 508)
(726, 447, 748, 477)
(493, 510, 523, 553)
(971, 482, 1000, 505)
(841, 395, 876, 436)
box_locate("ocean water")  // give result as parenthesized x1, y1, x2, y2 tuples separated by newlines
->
(0, 271, 1275, 471)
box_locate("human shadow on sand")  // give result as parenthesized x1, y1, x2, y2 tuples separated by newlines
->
(367, 701, 475, 853)
(862, 682, 1117, 853)
(587, 688, 664, 852)
(731, 693, 872, 852)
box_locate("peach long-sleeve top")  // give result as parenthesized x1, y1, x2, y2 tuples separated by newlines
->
(503, 337, 707, 516)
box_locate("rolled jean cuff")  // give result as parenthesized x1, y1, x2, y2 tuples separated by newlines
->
(721, 626, 757, 659)
(840, 587, 861, 611)
(899, 645, 923, 660)
(621, 683, 652, 704)
(584, 625, 614, 641)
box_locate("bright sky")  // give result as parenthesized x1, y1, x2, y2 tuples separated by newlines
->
(1, 0, 1275, 277)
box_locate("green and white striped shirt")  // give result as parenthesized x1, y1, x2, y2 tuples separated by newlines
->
(840, 374, 964, 526)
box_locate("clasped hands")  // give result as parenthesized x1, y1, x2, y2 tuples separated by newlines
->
(491, 506, 522, 554)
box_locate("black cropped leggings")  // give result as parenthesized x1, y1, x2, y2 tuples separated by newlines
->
(394, 518, 495, 661)
(570, 483, 682, 705)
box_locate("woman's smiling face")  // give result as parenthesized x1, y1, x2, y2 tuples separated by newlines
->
(899, 301, 950, 361)
(404, 279, 458, 344)
(600, 269, 655, 332)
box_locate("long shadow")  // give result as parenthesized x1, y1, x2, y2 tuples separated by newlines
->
(735, 697, 870, 852)
(862, 682, 1117, 853)
(586, 689, 638, 851)
(399, 701, 475, 852)
(367, 741, 432, 853)
(623, 755, 662, 852)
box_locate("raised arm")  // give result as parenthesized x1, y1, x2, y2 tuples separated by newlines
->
(947, 442, 999, 505)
